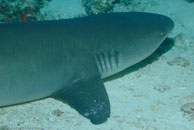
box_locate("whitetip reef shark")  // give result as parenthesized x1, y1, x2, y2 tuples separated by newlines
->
(0, 12, 174, 124)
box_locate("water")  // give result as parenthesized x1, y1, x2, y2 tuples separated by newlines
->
(0, 0, 194, 129)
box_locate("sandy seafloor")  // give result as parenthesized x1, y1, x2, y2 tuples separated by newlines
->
(0, 0, 194, 130)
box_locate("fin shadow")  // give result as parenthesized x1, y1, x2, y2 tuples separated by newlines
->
(104, 38, 174, 81)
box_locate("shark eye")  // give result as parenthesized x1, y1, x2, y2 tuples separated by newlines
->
(160, 30, 167, 37)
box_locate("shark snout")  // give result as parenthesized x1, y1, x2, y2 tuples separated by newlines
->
(167, 17, 174, 33)
(159, 15, 174, 35)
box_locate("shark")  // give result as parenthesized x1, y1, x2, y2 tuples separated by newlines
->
(0, 12, 174, 124)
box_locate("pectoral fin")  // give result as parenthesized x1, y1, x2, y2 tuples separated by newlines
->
(51, 75, 110, 124)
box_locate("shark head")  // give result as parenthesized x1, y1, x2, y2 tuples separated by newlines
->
(92, 12, 174, 78)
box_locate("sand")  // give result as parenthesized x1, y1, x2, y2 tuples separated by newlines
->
(0, 0, 194, 129)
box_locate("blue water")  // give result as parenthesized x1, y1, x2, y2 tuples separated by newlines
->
(0, 0, 194, 130)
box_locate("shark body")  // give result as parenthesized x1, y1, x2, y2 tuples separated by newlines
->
(0, 12, 174, 124)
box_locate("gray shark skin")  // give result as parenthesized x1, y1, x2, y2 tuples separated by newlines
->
(0, 12, 174, 124)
